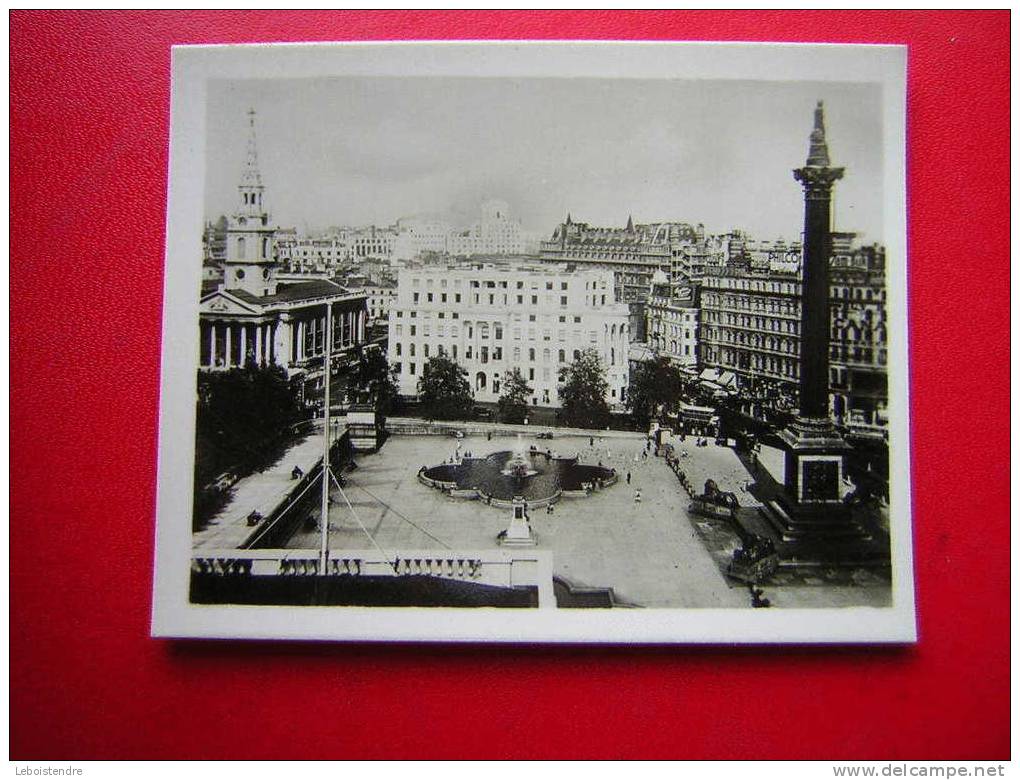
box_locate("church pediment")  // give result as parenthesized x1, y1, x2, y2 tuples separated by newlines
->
(200, 290, 261, 316)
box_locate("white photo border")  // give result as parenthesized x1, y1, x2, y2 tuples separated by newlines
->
(152, 40, 913, 643)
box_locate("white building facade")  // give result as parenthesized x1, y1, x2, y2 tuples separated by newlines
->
(351, 225, 397, 259)
(353, 283, 398, 324)
(276, 232, 351, 272)
(388, 264, 631, 409)
(646, 284, 699, 369)
(394, 216, 453, 259)
(448, 200, 524, 257)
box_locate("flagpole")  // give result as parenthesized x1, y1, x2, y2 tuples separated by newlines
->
(319, 302, 332, 574)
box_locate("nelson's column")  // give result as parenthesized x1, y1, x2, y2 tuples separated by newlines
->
(775, 101, 861, 540)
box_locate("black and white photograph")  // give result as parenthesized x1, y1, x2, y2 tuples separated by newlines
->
(152, 41, 913, 642)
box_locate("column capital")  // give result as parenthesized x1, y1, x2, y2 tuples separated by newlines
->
(793, 165, 845, 200)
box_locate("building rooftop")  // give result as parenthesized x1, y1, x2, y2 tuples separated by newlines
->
(401, 261, 609, 277)
(225, 279, 354, 306)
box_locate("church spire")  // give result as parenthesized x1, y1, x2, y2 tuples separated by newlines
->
(242, 107, 262, 187)
(225, 107, 277, 297)
(626, 214, 634, 232)
(236, 108, 267, 218)
(805, 100, 831, 167)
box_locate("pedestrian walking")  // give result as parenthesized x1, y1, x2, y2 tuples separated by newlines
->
(634, 488, 642, 503)
(626, 471, 632, 485)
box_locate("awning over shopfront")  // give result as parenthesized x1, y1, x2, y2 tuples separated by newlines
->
(678, 402, 718, 423)
(698, 368, 739, 394)
(628, 344, 656, 364)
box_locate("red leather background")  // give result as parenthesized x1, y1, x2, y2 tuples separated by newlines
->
(10, 11, 1010, 760)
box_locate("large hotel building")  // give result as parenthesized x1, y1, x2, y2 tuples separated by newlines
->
(388, 264, 631, 409)
(538, 216, 672, 304)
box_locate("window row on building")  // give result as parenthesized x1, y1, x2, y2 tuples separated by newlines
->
(387, 264, 631, 408)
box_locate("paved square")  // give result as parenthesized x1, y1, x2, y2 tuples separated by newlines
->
(203, 427, 892, 609)
(290, 432, 760, 608)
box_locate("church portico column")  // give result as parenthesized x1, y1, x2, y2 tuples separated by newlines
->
(225, 324, 233, 368)
(254, 323, 263, 366)
(208, 322, 217, 367)
(240, 324, 248, 365)
(273, 318, 290, 369)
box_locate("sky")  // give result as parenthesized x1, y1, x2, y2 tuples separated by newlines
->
(205, 76, 884, 243)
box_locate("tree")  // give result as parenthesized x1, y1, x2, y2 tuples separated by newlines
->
(497, 368, 533, 424)
(349, 345, 399, 419)
(627, 354, 685, 426)
(417, 354, 473, 421)
(194, 363, 305, 529)
(195, 363, 304, 482)
(557, 348, 611, 429)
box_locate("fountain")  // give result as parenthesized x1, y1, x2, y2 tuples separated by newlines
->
(500, 433, 538, 479)
(419, 433, 618, 508)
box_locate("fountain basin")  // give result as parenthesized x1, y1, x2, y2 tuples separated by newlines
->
(420, 449, 616, 506)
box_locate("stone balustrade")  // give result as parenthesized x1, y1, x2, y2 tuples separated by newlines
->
(191, 548, 555, 607)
